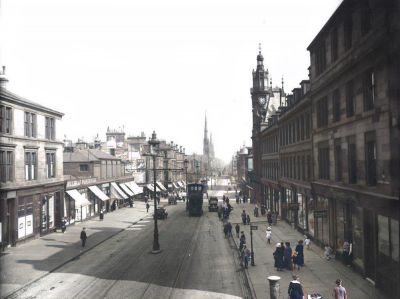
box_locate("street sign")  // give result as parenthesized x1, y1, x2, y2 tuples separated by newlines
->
(250, 225, 258, 230)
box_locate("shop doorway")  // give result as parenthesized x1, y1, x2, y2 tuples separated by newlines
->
(364, 209, 376, 282)
(6, 198, 16, 246)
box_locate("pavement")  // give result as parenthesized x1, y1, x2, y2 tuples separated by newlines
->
(226, 199, 390, 299)
(0, 201, 155, 298)
(1, 194, 390, 299)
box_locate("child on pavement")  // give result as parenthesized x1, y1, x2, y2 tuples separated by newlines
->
(266, 227, 272, 244)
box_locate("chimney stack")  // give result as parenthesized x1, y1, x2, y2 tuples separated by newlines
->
(0, 66, 9, 89)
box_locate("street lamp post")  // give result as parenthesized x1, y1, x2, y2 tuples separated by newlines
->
(148, 131, 161, 254)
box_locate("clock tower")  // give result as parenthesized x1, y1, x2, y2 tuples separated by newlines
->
(251, 44, 270, 135)
(250, 44, 270, 206)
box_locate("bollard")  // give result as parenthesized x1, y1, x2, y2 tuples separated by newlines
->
(267, 275, 280, 299)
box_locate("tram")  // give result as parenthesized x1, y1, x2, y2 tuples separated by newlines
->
(187, 183, 204, 216)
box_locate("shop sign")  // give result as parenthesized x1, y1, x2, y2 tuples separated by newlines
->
(314, 210, 327, 218)
(288, 203, 299, 210)
(250, 225, 258, 230)
(67, 178, 97, 188)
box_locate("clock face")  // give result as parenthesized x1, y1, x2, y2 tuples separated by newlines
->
(258, 96, 266, 105)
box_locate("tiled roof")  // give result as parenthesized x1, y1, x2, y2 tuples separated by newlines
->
(0, 88, 64, 117)
(63, 149, 120, 162)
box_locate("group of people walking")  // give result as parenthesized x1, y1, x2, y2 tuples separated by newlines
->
(273, 240, 304, 271)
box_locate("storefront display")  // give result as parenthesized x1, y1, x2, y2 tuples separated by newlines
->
(17, 196, 33, 239)
(297, 193, 307, 230)
(352, 206, 364, 270)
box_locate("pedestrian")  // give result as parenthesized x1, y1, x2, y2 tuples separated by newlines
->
(253, 205, 259, 217)
(246, 214, 251, 225)
(80, 227, 87, 248)
(61, 217, 67, 233)
(227, 222, 232, 237)
(288, 274, 304, 299)
(304, 235, 311, 250)
(239, 231, 246, 251)
(284, 242, 293, 270)
(241, 210, 246, 225)
(261, 205, 266, 216)
(267, 211, 272, 226)
(146, 202, 150, 213)
(294, 240, 304, 270)
(266, 226, 272, 244)
(240, 244, 247, 267)
(235, 223, 240, 238)
(324, 244, 333, 260)
(342, 241, 352, 266)
(244, 246, 251, 268)
(332, 279, 348, 299)
(273, 243, 285, 271)
(223, 222, 229, 238)
(272, 211, 277, 225)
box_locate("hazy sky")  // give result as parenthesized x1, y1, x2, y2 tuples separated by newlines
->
(0, 0, 341, 163)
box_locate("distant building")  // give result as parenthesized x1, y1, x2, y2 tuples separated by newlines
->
(0, 68, 65, 248)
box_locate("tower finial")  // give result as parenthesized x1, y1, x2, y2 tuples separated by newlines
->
(258, 43, 262, 54)
(281, 76, 284, 91)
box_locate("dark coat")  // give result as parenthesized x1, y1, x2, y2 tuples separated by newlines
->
(294, 244, 304, 265)
(288, 280, 304, 299)
(273, 246, 284, 269)
(80, 230, 87, 241)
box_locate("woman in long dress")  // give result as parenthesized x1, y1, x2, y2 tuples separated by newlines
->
(294, 240, 304, 269)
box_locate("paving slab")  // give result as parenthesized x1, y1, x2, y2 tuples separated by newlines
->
(227, 201, 389, 299)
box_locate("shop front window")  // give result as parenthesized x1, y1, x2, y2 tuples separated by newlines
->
(297, 193, 307, 230)
(336, 201, 346, 252)
(307, 197, 315, 237)
(314, 197, 329, 245)
(352, 206, 364, 270)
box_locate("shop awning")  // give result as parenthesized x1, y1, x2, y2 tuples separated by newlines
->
(126, 181, 143, 195)
(246, 185, 254, 190)
(66, 189, 91, 206)
(172, 182, 179, 189)
(156, 181, 167, 191)
(147, 183, 162, 192)
(88, 185, 109, 202)
(111, 182, 128, 199)
(120, 183, 134, 197)
(177, 181, 185, 188)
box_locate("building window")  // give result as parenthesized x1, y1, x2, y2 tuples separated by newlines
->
(300, 115, 305, 140)
(378, 215, 399, 262)
(24, 112, 37, 138)
(345, 80, 355, 117)
(315, 41, 326, 75)
(0, 149, 14, 182)
(365, 131, 377, 186)
(80, 164, 89, 172)
(363, 70, 375, 111)
(331, 27, 338, 62)
(0, 105, 13, 134)
(305, 112, 311, 139)
(296, 118, 300, 142)
(347, 137, 357, 184)
(332, 89, 341, 122)
(45, 117, 56, 140)
(316, 97, 328, 128)
(307, 155, 312, 180)
(334, 140, 342, 181)
(46, 152, 56, 178)
(25, 151, 37, 180)
(344, 15, 353, 50)
(318, 142, 330, 180)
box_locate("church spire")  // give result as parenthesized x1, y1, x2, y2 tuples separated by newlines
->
(203, 112, 209, 156)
